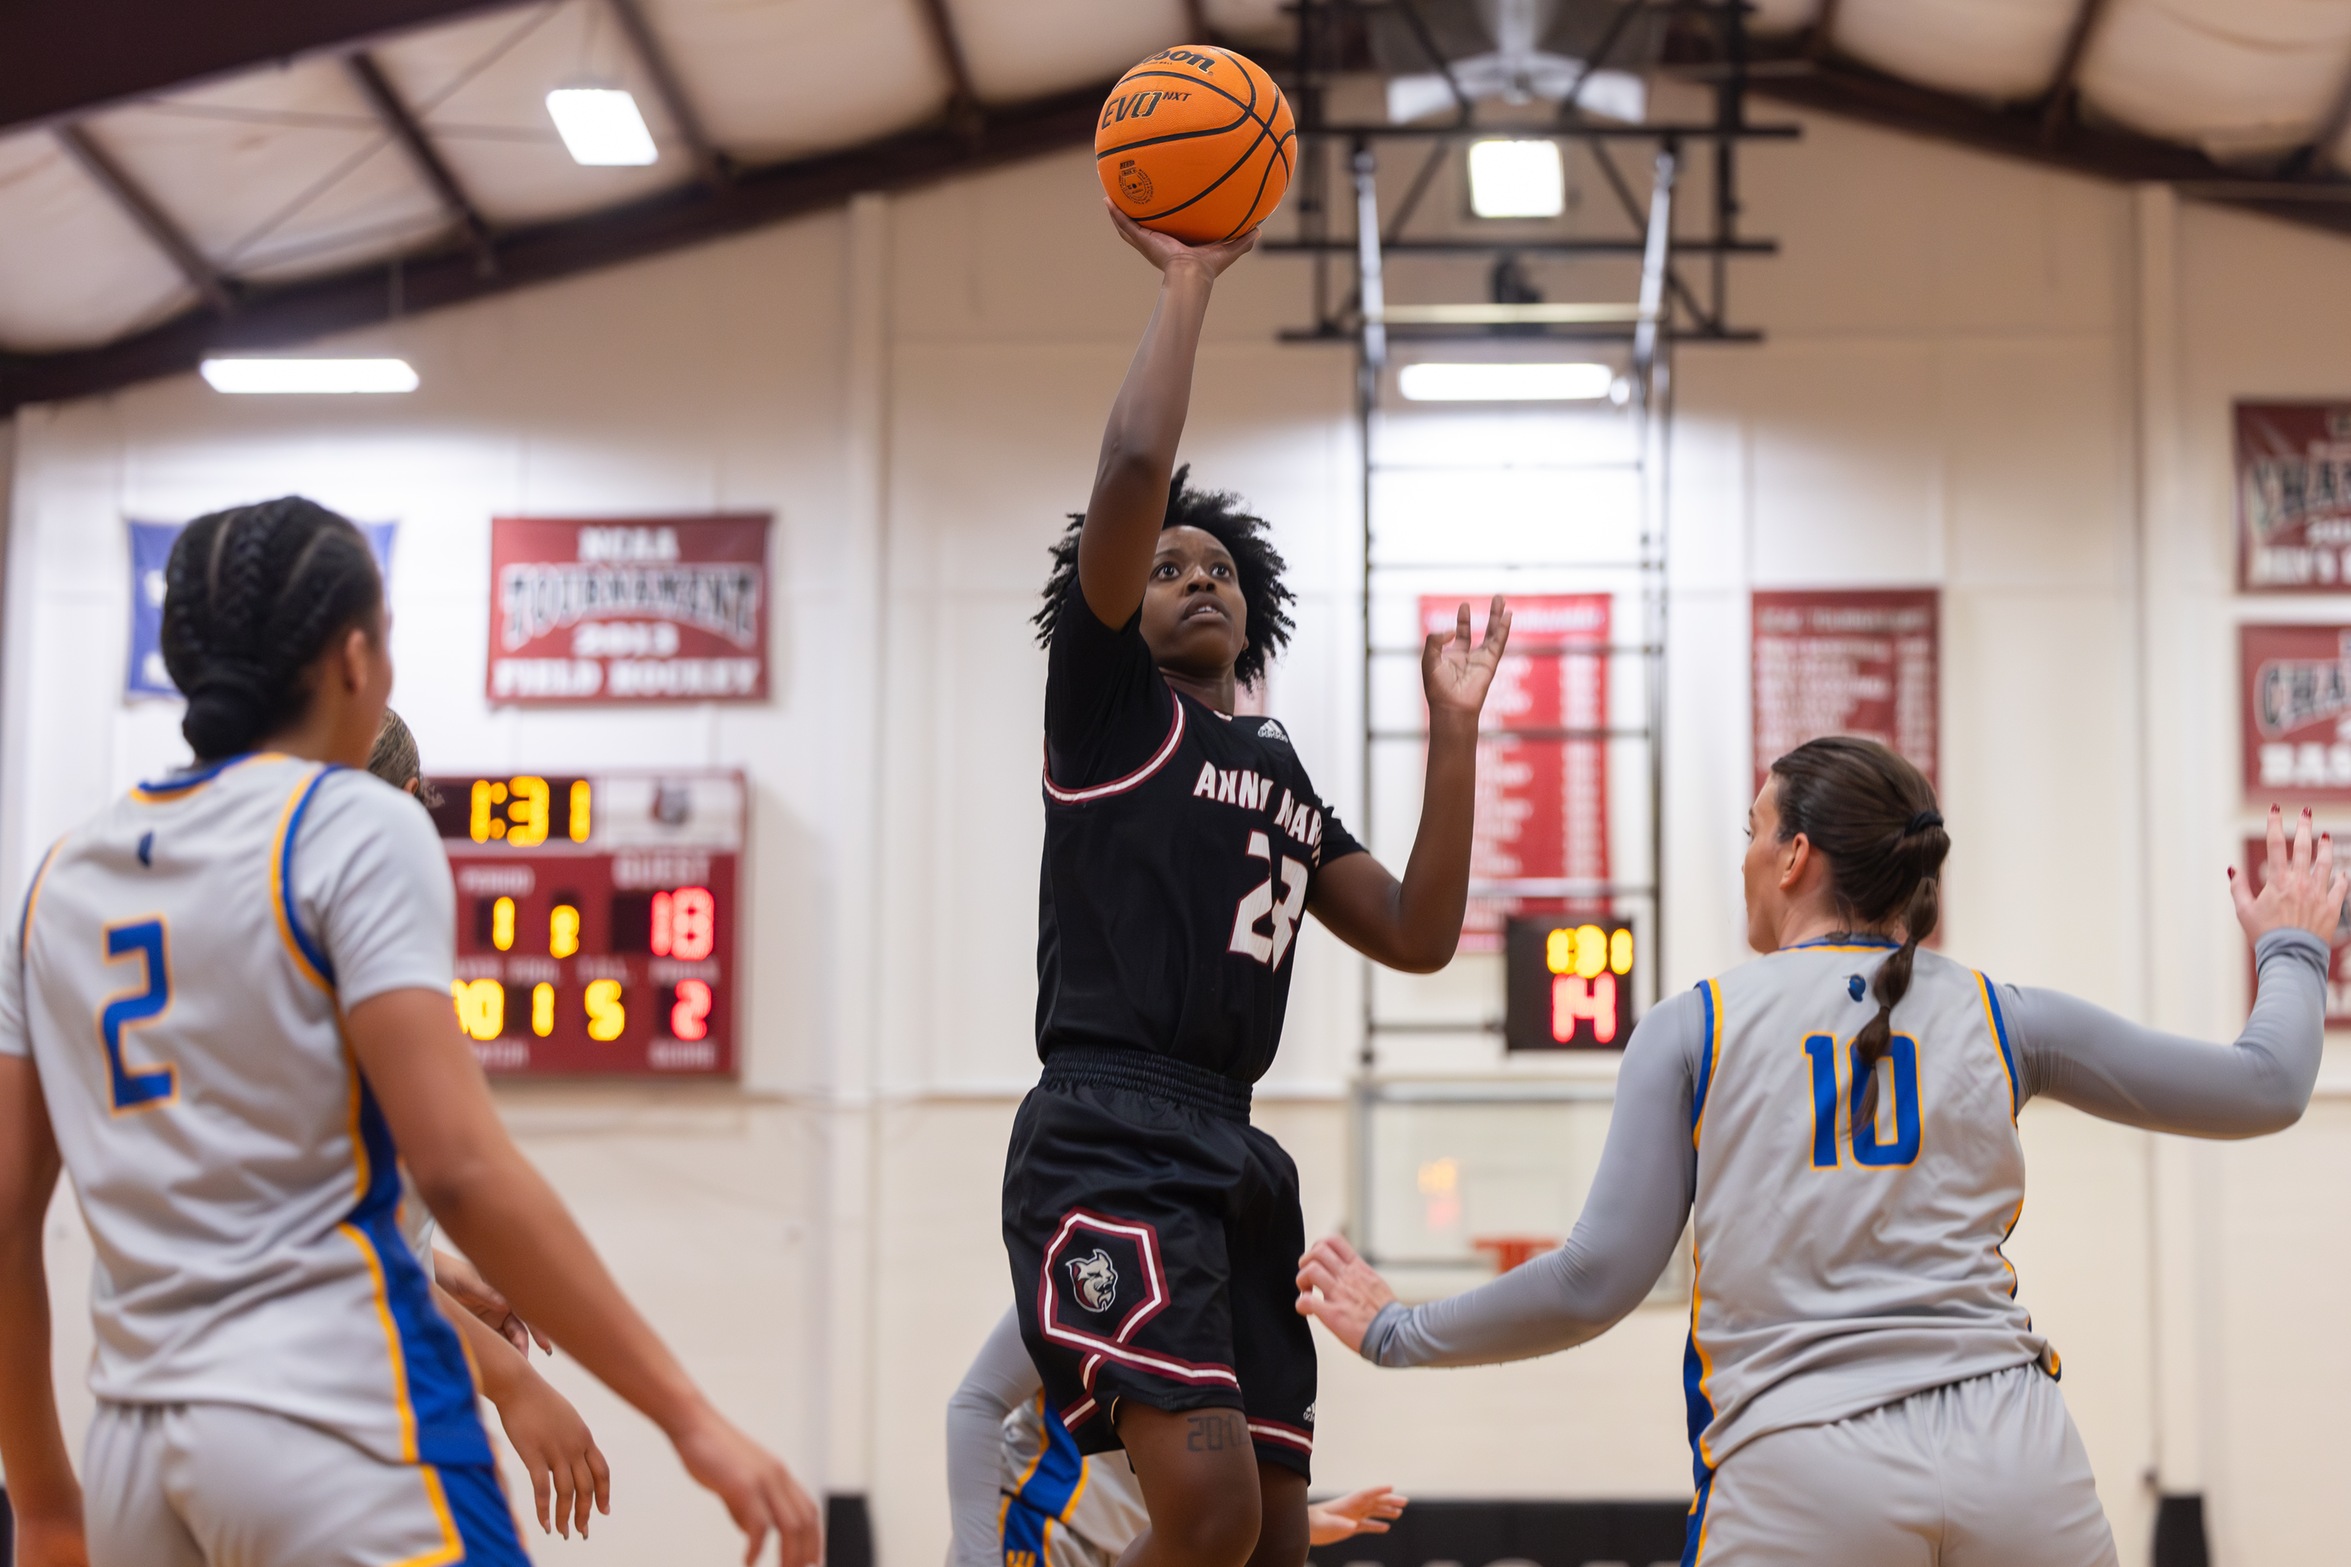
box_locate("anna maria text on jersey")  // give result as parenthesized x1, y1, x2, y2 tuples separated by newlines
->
(1037, 694, 1362, 1086)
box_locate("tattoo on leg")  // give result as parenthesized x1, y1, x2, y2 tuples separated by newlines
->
(1184, 1411, 1247, 1452)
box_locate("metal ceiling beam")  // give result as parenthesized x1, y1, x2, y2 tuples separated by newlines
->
(604, 0, 729, 189)
(52, 122, 237, 316)
(345, 52, 499, 277)
(912, 0, 984, 134)
(0, 82, 1112, 415)
(0, 0, 529, 137)
(2037, 0, 2114, 143)
(1662, 41, 2351, 243)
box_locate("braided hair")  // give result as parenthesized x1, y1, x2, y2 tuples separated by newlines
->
(159, 497, 385, 761)
(1767, 736, 1949, 1124)
(1031, 465, 1296, 688)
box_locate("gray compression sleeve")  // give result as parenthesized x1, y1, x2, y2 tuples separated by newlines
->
(2008, 928, 2329, 1137)
(1361, 987, 1704, 1369)
(946, 1307, 1042, 1567)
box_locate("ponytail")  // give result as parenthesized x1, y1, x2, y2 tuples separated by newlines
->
(1767, 740, 1950, 1127)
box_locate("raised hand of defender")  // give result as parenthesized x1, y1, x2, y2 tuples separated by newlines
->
(671, 1404, 822, 1567)
(1424, 596, 1512, 718)
(1105, 200, 1259, 279)
(1294, 1233, 1398, 1355)
(493, 1371, 610, 1540)
(1308, 1484, 1410, 1545)
(2232, 805, 2351, 947)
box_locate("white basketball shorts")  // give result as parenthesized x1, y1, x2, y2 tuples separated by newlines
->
(84, 1401, 528, 1567)
(1690, 1363, 2119, 1567)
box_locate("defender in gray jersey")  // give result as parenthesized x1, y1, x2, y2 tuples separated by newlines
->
(1299, 737, 2345, 1567)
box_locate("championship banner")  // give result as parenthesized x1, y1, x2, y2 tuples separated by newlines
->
(1421, 593, 1610, 953)
(2235, 401, 2351, 592)
(488, 514, 770, 706)
(128, 517, 396, 700)
(2244, 833, 2351, 1026)
(2237, 624, 2351, 799)
(1751, 589, 1939, 794)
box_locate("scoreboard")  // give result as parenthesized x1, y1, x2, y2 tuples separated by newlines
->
(1505, 915, 1638, 1050)
(426, 771, 743, 1078)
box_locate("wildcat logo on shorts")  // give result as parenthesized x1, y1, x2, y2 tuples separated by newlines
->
(1067, 1248, 1120, 1313)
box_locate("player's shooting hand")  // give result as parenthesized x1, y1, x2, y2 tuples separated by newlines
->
(1308, 1484, 1410, 1544)
(1295, 1233, 1398, 1355)
(436, 1247, 551, 1356)
(13, 1510, 90, 1567)
(2232, 804, 2351, 948)
(670, 1401, 822, 1567)
(492, 1366, 611, 1540)
(1106, 199, 1259, 280)
(1423, 596, 1512, 720)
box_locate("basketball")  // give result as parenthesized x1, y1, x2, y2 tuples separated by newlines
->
(1096, 46, 1295, 245)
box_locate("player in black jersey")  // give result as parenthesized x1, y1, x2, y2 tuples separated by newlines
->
(1003, 202, 1510, 1567)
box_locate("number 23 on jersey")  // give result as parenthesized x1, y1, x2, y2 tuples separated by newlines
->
(1229, 831, 1307, 969)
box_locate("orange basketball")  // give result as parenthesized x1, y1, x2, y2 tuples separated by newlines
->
(1096, 46, 1295, 245)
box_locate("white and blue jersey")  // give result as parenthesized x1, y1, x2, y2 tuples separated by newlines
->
(997, 1395, 1147, 1567)
(0, 753, 491, 1477)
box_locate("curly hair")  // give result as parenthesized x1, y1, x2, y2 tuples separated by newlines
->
(1031, 465, 1295, 687)
(159, 496, 384, 760)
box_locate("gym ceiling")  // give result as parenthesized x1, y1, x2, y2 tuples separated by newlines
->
(2, 0, 2346, 413)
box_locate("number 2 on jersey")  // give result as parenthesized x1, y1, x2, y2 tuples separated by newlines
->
(1229, 831, 1307, 969)
(1803, 1034, 1920, 1168)
(99, 919, 176, 1113)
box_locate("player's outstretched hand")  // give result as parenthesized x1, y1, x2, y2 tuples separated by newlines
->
(1295, 1233, 1399, 1355)
(1424, 596, 1512, 719)
(2231, 804, 2351, 948)
(1308, 1484, 1410, 1545)
(671, 1402, 822, 1567)
(1105, 199, 1259, 280)
(495, 1369, 611, 1540)
(13, 1511, 90, 1567)
(436, 1246, 551, 1356)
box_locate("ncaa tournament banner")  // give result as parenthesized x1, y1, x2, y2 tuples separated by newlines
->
(127, 517, 397, 700)
(2238, 623, 2351, 800)
(1751, 589, 1939, 795)
(2236, 401, 2351, 592)
(487, 514, 770, 706)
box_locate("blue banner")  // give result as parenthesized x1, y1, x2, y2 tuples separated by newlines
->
(127, 518, 397, 700)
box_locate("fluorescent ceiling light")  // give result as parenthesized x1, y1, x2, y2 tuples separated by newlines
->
(200, 358, 419, 394)
(546, 88, 658, 166)
(1468, 139, 1565, 219)
(1398, 362, 1615, 402)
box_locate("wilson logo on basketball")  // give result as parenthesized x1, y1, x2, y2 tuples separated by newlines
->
(1147, 48, 1219, 73)
(1067, 1248, 1119, 1312)
(1117, 161, 1155, 204)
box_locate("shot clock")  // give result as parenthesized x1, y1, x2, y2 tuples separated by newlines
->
(1505, 915, 1637, 1051)
(426, 770, 744, 1077)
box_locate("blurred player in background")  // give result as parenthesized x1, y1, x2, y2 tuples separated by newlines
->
(0, 497, 818, 1567)
(1004, 204, 1508, 1567)
(1300, 737, 2345, 1567)
(946, 1308, 1405, 1567)
(368, 707, 611, 1543)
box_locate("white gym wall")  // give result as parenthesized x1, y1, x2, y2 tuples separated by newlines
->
(5, 107, 2350, 1566)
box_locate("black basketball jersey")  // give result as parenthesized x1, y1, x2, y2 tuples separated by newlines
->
(1037, 595, 1364, 1085)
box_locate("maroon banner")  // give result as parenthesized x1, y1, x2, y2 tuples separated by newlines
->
(2236, 401, 2351, 592)
(488, 515, 770, 705)
(1752, 590, 1939, 795)
(1423, 593, 1610, 953)
(2244, 833, 2351, 1024)
(2238, 623, 2351, 799)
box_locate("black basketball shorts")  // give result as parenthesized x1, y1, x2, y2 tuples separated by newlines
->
(1002, 1046, 1316, 1480)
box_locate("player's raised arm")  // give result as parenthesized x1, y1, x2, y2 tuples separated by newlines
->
(1075, 204, 1258, 630)
(1311, 597, 1513, 972)
(0, 1055, 85, 1567)
(348, 990, 819, 1567)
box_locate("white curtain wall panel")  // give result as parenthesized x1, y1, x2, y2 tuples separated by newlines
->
(2077, 0, 2351, 163)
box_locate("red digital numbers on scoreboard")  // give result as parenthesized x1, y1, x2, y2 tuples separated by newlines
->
(427, 772, 745, 1078)
(1506, 916, 1638, 1051)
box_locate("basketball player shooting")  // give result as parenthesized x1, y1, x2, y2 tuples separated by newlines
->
(1000, 202, 1509, 1567)
(1298, 741, 2346, 1567)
